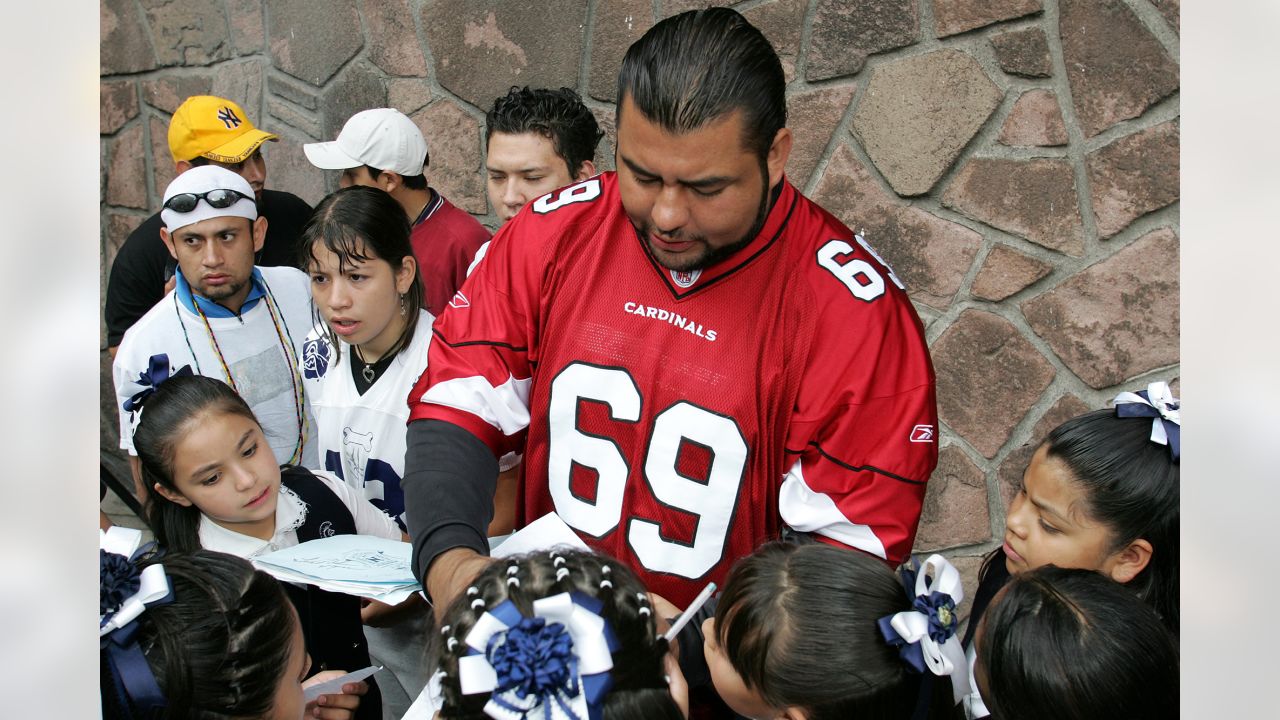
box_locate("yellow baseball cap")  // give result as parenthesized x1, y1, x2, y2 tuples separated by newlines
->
(167, 96, 278, 163)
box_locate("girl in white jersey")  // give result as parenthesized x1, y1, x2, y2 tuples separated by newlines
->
(299, 185, 430, 529)
(299, 185, 436, 712)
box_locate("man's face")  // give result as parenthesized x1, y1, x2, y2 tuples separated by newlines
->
(160, 215, 265, 312)
(339, 165, 381, 189)
(486, 131, 584, 223)
(615, 95, 790, 272)
(206, 149, 267, 201)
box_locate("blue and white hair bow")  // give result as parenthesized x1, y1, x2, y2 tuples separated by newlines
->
(878, 554, 972, 703)
(100, 527, 174, 717)
(123, 353, 194, 413)
(1113, 381, 1180, 461)
(458, 592, 619, 720)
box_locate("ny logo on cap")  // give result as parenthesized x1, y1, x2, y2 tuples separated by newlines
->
(216, 106, 243, 129)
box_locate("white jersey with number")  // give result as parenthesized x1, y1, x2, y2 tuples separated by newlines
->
(300, 310, 434, 528)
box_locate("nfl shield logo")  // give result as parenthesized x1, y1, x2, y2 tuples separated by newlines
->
(670, 269, 702, 288)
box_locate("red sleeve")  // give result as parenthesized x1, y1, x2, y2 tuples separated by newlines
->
(781, 233, 939, 565)
(406, 210, 542, 458)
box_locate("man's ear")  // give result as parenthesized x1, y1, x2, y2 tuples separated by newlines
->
(765, 127, 793, 190)
(251, 216, 268, 254)
(174, 159, 195, 175)
(153, 483, 193, 508)
(1105, 538, 1153, 584)
(572, 159, 597, 181)
(380, 171, 402, 194)
(159, 227, 178, 261)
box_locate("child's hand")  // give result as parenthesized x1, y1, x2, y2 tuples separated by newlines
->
(302, 671, 369, 719)
(664, 651, 690, 718)
(361, 593, 427, 627)
(648, 592, 683, 655)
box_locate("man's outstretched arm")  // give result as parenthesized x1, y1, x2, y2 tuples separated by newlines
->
(402, 419, 499, 614)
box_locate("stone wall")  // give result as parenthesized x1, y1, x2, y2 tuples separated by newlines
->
(100, 0, 1179, 598)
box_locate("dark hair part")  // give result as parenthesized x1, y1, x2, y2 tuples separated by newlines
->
(364, 164, 429, 190)
(715, 543, 951, 720)
(101, 549, 296, 720)
(616, 7, 785, 159)
(300, 185, 425, 363)
(976, 566, 1178, 720)
(432, 549, 682, 720)
(136, 375, 261, 552)
(1042, 408, 1180, 632)
(486, 86, 603, 175)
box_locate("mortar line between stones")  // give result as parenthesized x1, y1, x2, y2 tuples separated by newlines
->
(799, 76, 863, 198)
(579, 0, 599, 96)
(1124, 0, 1180, 61)
(791, 0, 818, 82)
(1041, 0, 1103, 262)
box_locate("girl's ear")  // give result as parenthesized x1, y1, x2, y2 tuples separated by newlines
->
(779, 706, 809, 720)
(1105, 538, 1153, 584)
(153, 482, 194, 508)
(395, 255, 417, 295)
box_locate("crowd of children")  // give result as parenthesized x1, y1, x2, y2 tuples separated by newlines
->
(103, 353, 1179, 719)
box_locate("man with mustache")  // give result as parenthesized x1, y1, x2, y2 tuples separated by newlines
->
(404, 8, 939, 613)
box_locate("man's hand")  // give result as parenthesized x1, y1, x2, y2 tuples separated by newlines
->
(427, 548, 495, 621)
(301, 671, 369, 719)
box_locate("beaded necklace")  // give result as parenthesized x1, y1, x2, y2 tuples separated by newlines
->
(172, 278, 308, 465)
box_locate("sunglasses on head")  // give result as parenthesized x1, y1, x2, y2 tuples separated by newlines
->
(162, 188, 255, 213)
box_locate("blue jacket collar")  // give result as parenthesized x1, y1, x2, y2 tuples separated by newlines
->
(174, 268, 266, 318)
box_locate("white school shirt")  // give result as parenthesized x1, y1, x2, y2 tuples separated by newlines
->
(197, 470, 401, 559)
(114, 266, 319, 469)
(299, 311, 434, 527)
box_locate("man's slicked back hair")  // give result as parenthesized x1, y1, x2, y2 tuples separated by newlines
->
(616, 7, 785, 159)
(486, 86, 604, 175)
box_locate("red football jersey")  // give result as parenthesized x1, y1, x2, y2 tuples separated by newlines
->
(409, 172, 938, 605)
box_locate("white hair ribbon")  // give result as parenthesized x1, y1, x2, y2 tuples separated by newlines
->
(878, 554, 973, 703)
(1113, 381, 1180, 460)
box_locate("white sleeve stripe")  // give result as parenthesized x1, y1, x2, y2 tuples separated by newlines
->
(421, 374, 532, 436)
(778, 459, 887, 559)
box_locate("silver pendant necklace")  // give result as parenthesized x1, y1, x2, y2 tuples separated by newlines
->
(353, 346, 376, 383)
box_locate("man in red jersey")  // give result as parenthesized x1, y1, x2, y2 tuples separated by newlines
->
(403, 8, 938, 610)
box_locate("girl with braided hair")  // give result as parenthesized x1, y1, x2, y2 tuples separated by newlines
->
(430, 548, 688, 720)
(100, 546, 368, 719)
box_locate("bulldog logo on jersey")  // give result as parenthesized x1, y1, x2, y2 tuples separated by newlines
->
(301, 338, 330, 379)
(670, 268, 702, 288)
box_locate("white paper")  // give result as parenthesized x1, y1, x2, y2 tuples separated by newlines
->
(401, 670, 445, 720)
(255, 535, 415, 584)
(302, 665, 383, 702)
(252, 536, 421, 603)
(491, 512, 589, 558)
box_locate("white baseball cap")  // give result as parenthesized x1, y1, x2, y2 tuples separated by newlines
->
(303, 108, 428, 176)
(160, 165, 258, 231)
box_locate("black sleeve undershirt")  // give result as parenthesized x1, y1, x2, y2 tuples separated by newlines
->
(402, 419, 498, 588)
